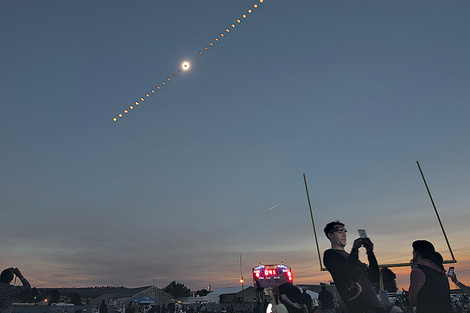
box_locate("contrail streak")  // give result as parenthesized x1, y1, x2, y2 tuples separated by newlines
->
(268, 200, 286, 210)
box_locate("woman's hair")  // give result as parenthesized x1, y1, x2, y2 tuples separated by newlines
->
(412, 240, 444, 269)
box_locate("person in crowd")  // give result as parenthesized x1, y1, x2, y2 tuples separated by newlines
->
(252, 298, 261, 313)
(266, 286, 287, 313)
(299, 286, 312, 313)
(317, 283, 335, 313)
(254, 278, 264, 302)
(126, 301, 135, 313)
(200, 303, 207, 313)
(323, 221, 385, 313)
(0, 267, 31, 313)
(99, 300, 108, 313)
(449, 269, 470, 295)
(278, 276, 307, 313)
(168, 300, 176, 313)
(408, 240, 452, 313)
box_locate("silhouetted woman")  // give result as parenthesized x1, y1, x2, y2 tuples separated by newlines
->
(408, 240, 452, 313)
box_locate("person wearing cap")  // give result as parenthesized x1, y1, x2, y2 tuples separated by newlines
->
(323, 221, 385, 313)
(0, 267, 31, 313)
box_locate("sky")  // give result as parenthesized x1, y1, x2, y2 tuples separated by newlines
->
(1, 0, 470, 293)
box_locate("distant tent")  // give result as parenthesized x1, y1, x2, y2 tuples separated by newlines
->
(124, 293, 159, 304)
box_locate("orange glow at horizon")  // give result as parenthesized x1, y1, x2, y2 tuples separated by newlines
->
(18, 251, 470, 290)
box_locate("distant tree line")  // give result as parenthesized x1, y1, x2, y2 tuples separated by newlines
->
(13, 286, 128, 305)
(162, 281, 210, 298)
(40, 286, 128, 300)
(13, 283, 210, 304)
(9, 271, 397, 305)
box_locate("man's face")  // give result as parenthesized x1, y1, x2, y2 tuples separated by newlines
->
(328, 225, 347, 248)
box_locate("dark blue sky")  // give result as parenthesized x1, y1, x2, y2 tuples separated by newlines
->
(1, 1, 469, 290)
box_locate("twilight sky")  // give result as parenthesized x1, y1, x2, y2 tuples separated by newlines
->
(1, 1, 470, 292)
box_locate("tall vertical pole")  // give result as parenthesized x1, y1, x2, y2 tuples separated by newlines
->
(416, 161, 456, 262)
(303, 173, 324, 270)
(240, 254, 245, 302)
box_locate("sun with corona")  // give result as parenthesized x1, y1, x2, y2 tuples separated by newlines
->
(182, 61, 190, 71)
(112, 0, 265, 122)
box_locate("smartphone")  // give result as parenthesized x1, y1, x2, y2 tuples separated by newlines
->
(358, 229, 367, 238)
(447, 267, 455, 277)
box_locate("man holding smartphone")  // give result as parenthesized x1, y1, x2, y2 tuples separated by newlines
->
(0, 267, 31, 313)
(323, 221, 385, 313)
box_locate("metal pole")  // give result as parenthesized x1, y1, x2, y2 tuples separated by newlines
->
(240, 254, 245, 303)
(416, 161, 456, 262)
(303, 173, 325, 270)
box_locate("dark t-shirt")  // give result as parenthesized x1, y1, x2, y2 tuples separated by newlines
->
(279, 282, 303, 313)
(323, 248, 384, 313)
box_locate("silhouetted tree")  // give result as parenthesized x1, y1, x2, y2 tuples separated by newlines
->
(49, 290, 61, 305)
(71, 293, 82, 305)
(18, 287, 40, 303)
(31, 288, 40, 303)
(381, 267, 397, 292)
(196, 289, 210, 297)
(163, 281, 191, 298)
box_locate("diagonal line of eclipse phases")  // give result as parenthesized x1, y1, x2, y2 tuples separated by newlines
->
(112, 0, 265, 122)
